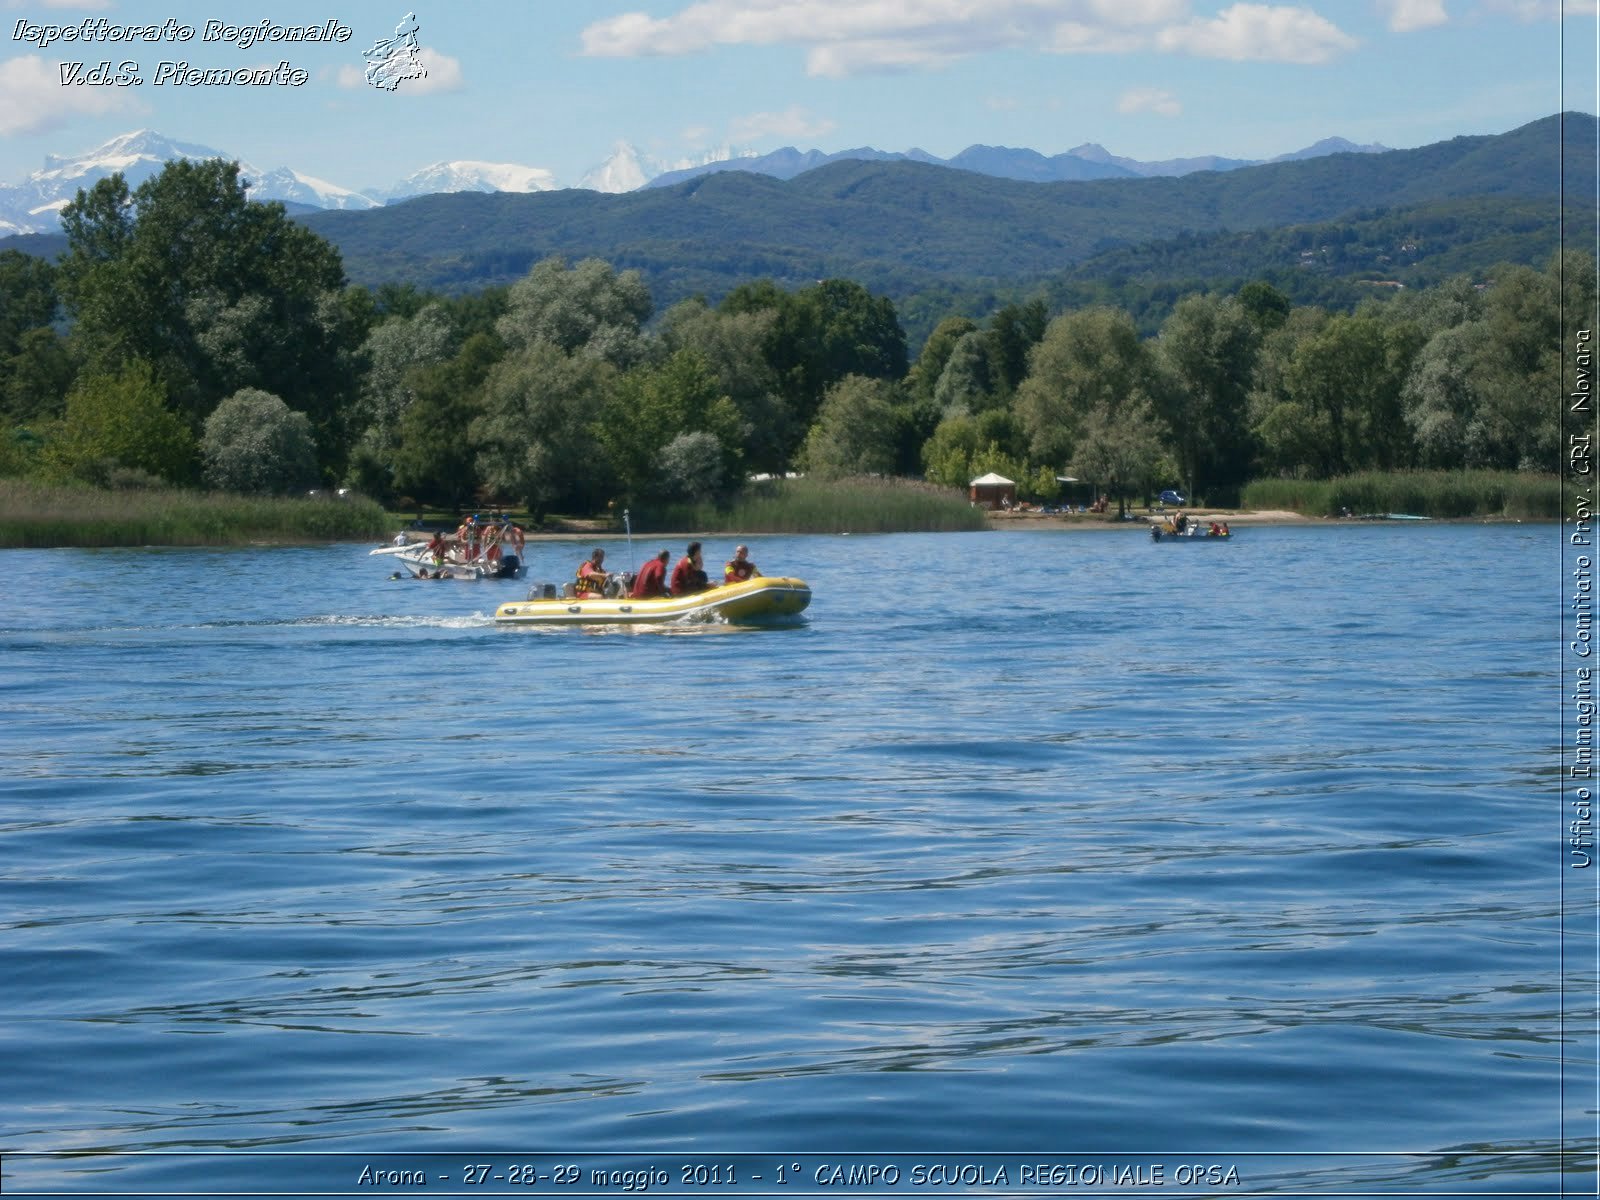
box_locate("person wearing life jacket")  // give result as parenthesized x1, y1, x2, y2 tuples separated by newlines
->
(632, 549, 670, 598)
(482, 517, 503, 564)
(670, 541, 709, 597)
(502, 517, 525, 557)
(724, 545, 761, 584)
(456, 515, 479, 563)
(576, 548, 609, 596)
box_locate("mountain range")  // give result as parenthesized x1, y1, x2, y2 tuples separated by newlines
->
(0, 127, 1391, 236)
(2, 114, 1586, 349)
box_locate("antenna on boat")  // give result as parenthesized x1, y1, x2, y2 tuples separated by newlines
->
(623, 508, 633, 567)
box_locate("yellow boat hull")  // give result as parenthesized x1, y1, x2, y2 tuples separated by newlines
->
(494, 576, 811, 626)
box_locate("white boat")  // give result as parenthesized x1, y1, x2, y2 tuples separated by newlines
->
(371, 541, 526, 580)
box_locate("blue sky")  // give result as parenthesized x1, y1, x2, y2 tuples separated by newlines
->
(0, 0, 1595, 192)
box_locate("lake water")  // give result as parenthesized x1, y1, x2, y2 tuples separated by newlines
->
(0, 522, 1586, 1197)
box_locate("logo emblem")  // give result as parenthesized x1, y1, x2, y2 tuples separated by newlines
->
(363, 11, 427, 91)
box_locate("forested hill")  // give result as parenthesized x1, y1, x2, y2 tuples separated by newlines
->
(4, 113, 1592, 322)
(289, 112, 1589, 305)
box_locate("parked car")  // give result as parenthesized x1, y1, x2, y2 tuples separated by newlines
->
(1158, 489, 1187, 506)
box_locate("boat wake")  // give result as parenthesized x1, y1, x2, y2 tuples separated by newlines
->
(196, 614, 496, 631)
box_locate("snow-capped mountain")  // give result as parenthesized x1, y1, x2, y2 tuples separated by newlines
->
(579, 142, 656, 194)
(579, 141, 760, 194)
(373, 160, 559, 203)
(0, 127, 1399, 236)
(0, 130, 381, 233)
(250, 167, 381, 212)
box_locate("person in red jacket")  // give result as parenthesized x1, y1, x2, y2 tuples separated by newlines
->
(670, 541, 709, 596)
(631, 549, 670, 598)
(724, 544, 761, 583)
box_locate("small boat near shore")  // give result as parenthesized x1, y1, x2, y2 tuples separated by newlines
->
(1149, 521, 1232, 542)
(495, 576, 812, 626)
(371, 541, 526, 581)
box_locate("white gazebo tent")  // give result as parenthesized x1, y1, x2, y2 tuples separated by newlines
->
(969, 472, 1016, 510)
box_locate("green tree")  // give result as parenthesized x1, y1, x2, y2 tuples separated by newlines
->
(799, 375, 903, 479)
(658, 431, 726, 502)
(1156, 293, 1260, 498)
(921, 411, 1028, 490)
(381, 332, 499, 512)
(45, 359, 195, 485)
(3, 327, 76, 424)
(597, 349, 742, 502)
(496, 255, 653, 368)
(0, 251, 71, 424)
(200, 388, 318, 495)
(657, 298, 789, 474)
(1015, 307, 1163, 470)
(475, 339, 615, 517)
(1236, 281, 1291, 334)
(1069, 394, 1171, 518)
(1281, 314, 1418, 474)
(1470, 261, 1561, 469)
(1402, 322, 1489, 468)
(922, 413, 979, 489)
(56, 159, 361, 472)
(0, 250, 59, 357)
(988, 298, 1049, 395)
(355, 303, 457, 460)
(722, 277, 908, 465)
(905, 316, 978, 405)
(1248, 306, 1328, 476)
(933, 330, 999, 413)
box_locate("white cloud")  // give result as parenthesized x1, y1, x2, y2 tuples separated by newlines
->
(728, 104, 837, 141)
(405, 48, 465, 94)
(1157, 3, 1359, 62)
(333, 48, 464, 93)
(1378, 0, 1450, 30)
(581, 0, 1350, 77)
(1480, 0, 1598, 17)
(1117, 86, 1182, 114)
(0, 53, 135, 136)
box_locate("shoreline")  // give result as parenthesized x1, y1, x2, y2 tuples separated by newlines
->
(380, 507, 1547, 549)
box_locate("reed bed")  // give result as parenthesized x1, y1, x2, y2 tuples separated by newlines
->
(0, 480, 391, 548)
(633, 476, 989, 535)
(1240, 470, 1560, 519)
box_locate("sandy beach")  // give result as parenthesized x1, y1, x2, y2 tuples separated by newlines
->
(983, 508, 1316, 529)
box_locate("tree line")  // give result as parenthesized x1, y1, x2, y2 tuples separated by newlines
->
(0, 159, 1582, 516)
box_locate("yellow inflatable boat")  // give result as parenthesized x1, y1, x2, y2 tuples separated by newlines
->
(494, 576, 811, 626)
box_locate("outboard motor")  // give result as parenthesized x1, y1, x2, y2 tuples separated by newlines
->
(499, 553, 520, 578)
